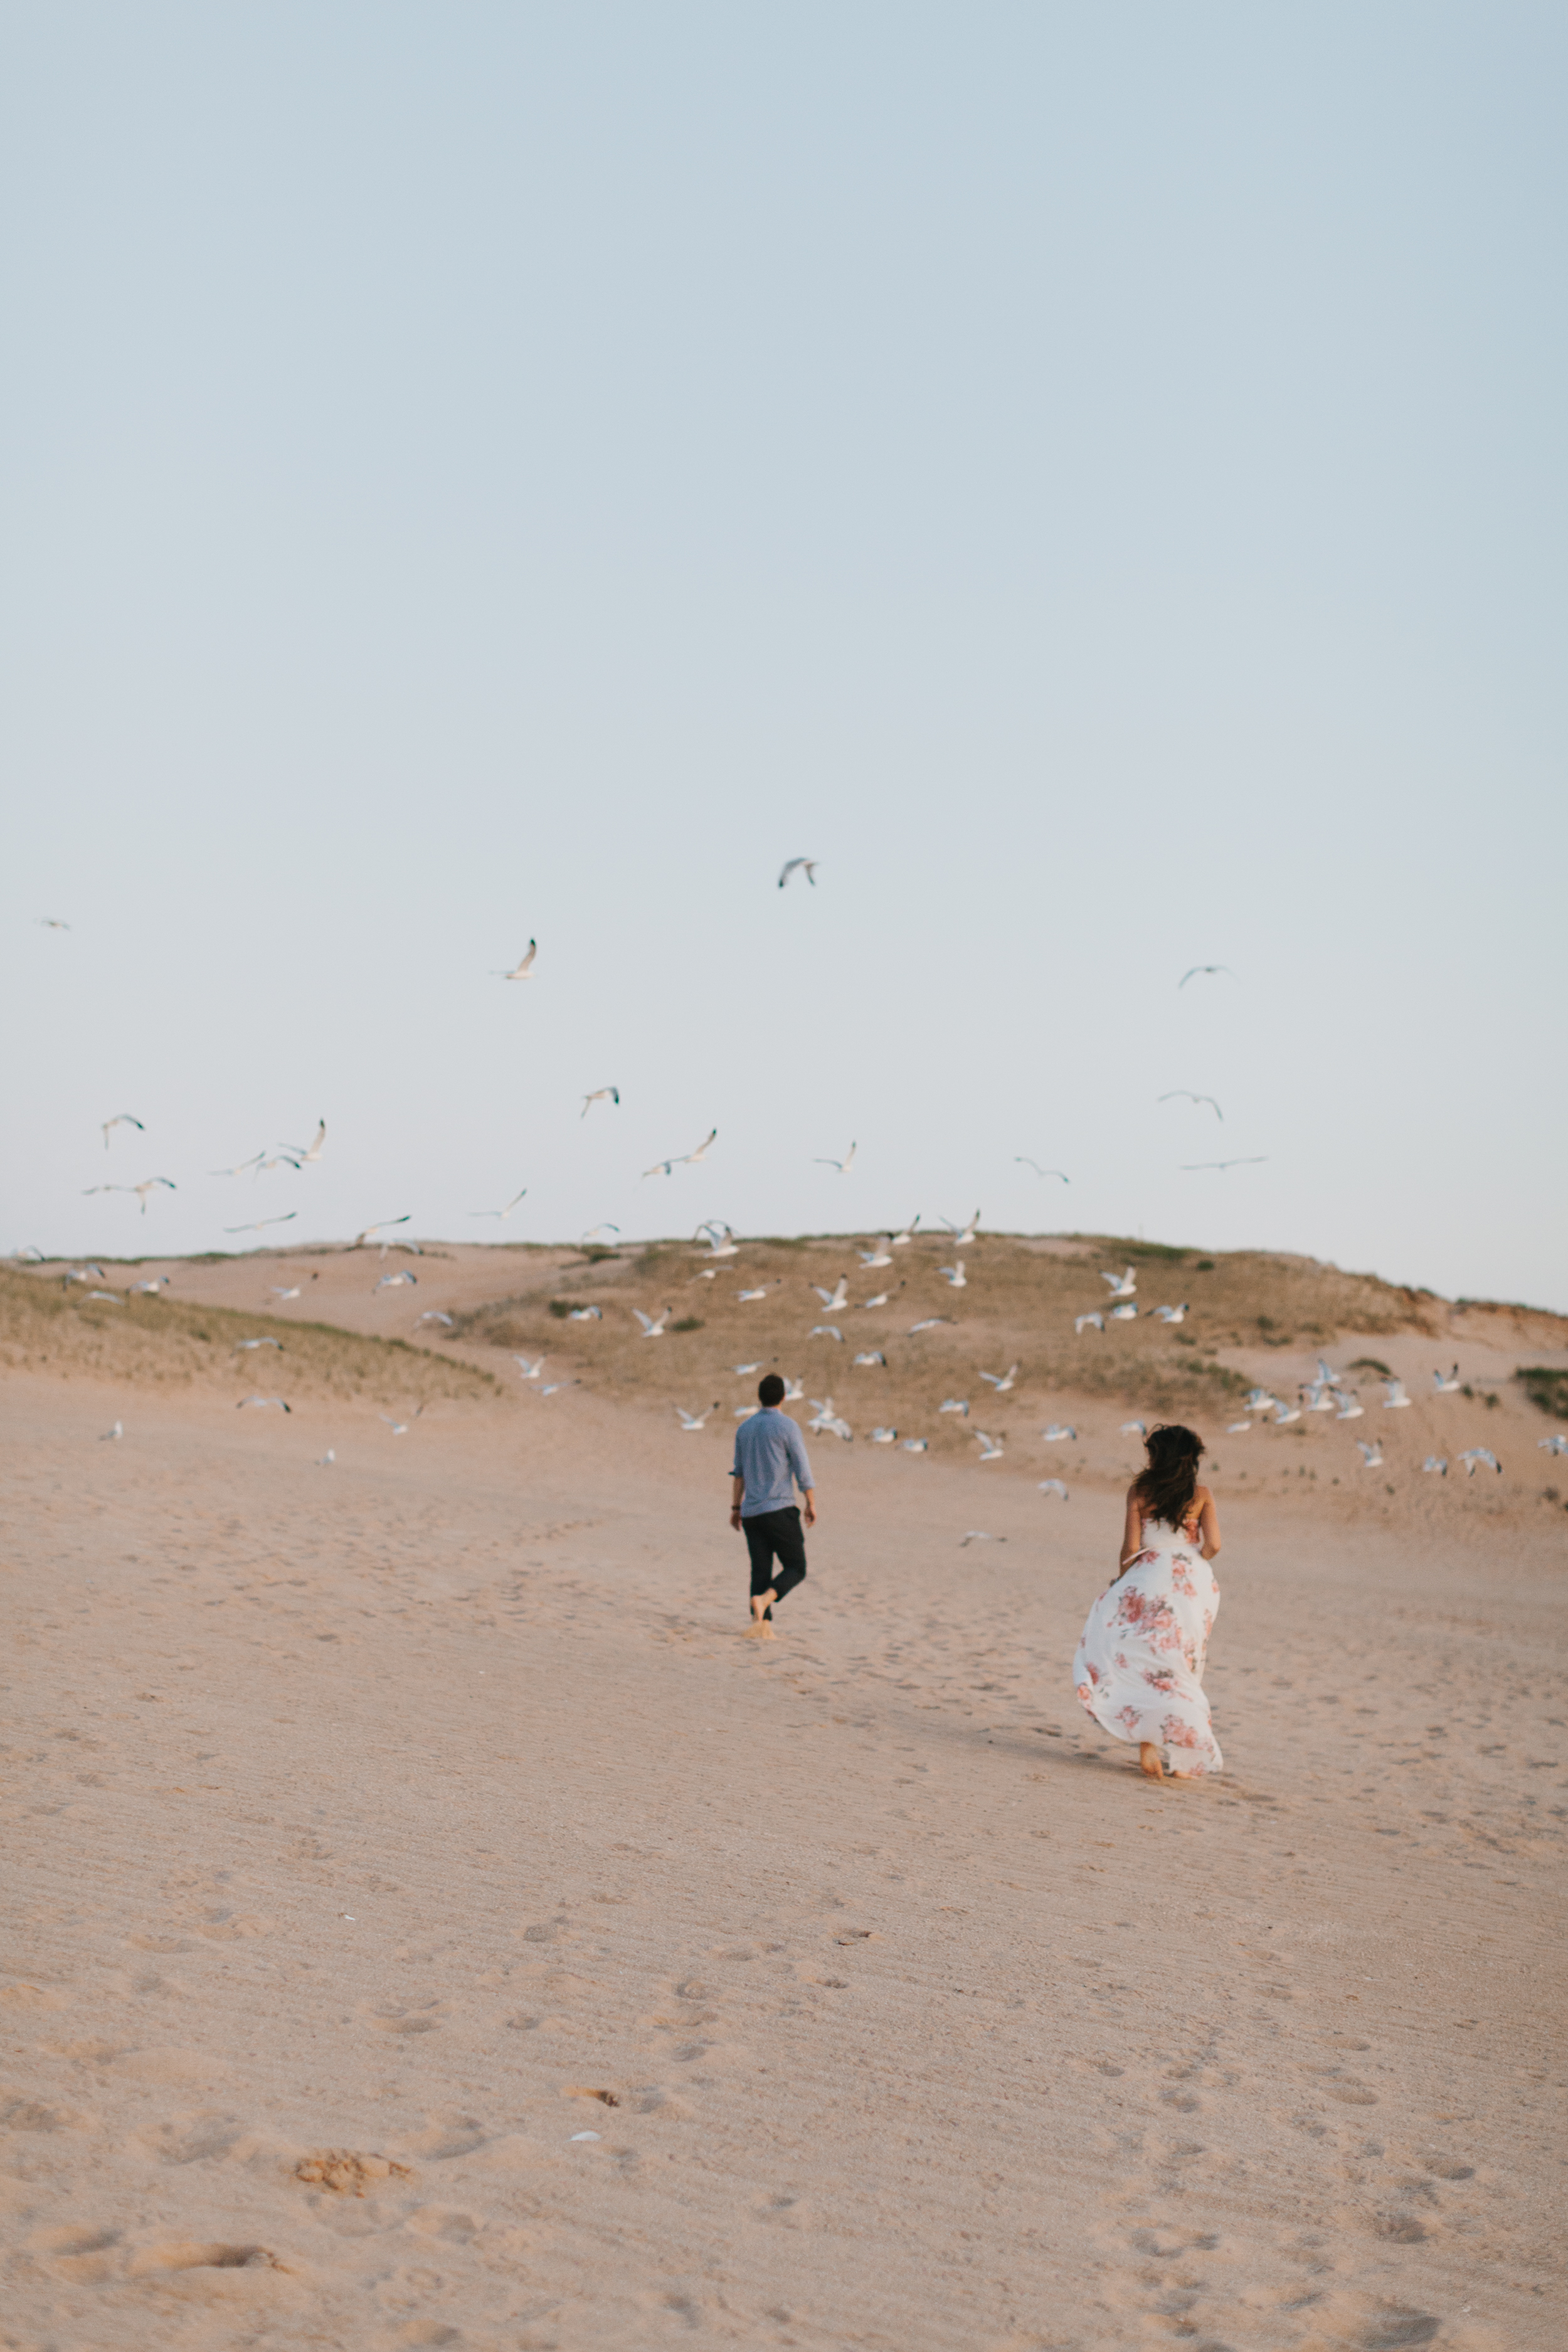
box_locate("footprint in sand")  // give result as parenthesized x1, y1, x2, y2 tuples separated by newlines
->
(127, 2240, 279, 2275)
(28, 2224, 122, 2282)
(295, 2149, 412, 2195)
(368, 2001, 447, 2035)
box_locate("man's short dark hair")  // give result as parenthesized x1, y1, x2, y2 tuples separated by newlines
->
(758, 1373, 785, 1408)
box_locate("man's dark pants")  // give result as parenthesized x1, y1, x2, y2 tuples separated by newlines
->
(742, 1505, 808, 1619)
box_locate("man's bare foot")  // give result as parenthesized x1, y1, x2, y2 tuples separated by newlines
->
(743, 1619, 776, 1640)
(1139, 1742, 1165, 1781)
(746, 1591, 778, 1640)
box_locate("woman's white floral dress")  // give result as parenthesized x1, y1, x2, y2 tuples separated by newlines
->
(1072, 1515, 1222, 1774)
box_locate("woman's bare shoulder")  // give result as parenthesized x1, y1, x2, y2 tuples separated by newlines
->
(1194, 1482, 1216, 1503)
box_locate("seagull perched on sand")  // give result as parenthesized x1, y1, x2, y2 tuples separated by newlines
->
(494, 940, 537, 979)
(778, 857, 818, 889)
(1121, 1419, 1147, 1436)
(1422, 1455, 1448, 1475)
(100, 1420, 122, 1441)
(285, 1121, 327, 1164)
(940, 1397, 969, 1416)
(1042, 1424, 1077, 1443)
(1038, 1479, 1069, 1502)
(854, 1350, 886, 1368)
(225, 1211, 299, 1235)
(737, 1286, 770, 1303)
(869, 1427, 898, 1445)
(375, 1271, 418, 1291)
(1355, 1439, 1384, 1468)
(415, 1310, 455, 1328)
(1433, 1365, 1461, 1394)
(100, 1113, 144, 1150)
(815, 1143, 857, 1173)
(941, 1210, 980, 1246)
(233, 1336, 283, 1352)
(959, 1530, 1004, 1547)
(908, 1317, 952, 1335)
(1109, 1303, 1138, 1321)
(1101, 1268, 1136, 1299)
(1152, 1303, 1189, 1324)
(1536, 1434, 1568, 1456)
(810, 1325, 844, 1343)
(581, 1087, 620, 1117)
(237, 1394, 290, 1413)
(974, 1433, 1005, 1462)
(902, 1438, 928, 1453)
(1074, 1312, 1104, 1335)
(644, 1128, 718, 1179)
(633, 1308, 672, 1338)
(1015, 1159, 1069, 1180)
(979, 1365, 1018, 1392)
(511, 1353, 546, 1380)
(568, 1305, 601, 1322)
(1459, 1448, 1502, 1476)
(812, 1276, 850, 1311)
(858, 1237, 895, 1267)
(1158, 1091, 1222, 1120)
(938, 1261, 967, 1289)
(891, 1217, 921, 1247)
(1178, 964, 1235, 988)
(675, 1405, 716, 1431)
(469, 1187, 527, 1221)
(352, 1217, 410, 1248)
(1382, 1379, 1412, 1409)
(1182, 1157, 1268, 1173)
(82, 1177, 176, 1214)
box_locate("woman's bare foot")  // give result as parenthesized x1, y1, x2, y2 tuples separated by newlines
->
(746, 1592, 778, 1639)
(1138, 1742, 1165, 1781)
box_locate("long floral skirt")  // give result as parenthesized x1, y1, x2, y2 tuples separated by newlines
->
(1072, 1531, 1222, 1776)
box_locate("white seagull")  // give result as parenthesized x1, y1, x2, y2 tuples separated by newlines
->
(1121, 1419, 1147, 1436)
(902, 1439, 928, 1453)
(1041, 1424, 1077, 1443)
(225, 1211, 299, 1236)
(415, 1310, 455, 1328)
(939, 1398, 970, 1417)
(568, 1305, 602, 1322)
(1101, 1268, 1136, 1298)
(941, 1210, 980, 1246)
(1015, 1159, 1069, 1181)
(380, 1407, 426, 1434)
(1422, 1455, 1448, 1476)
(853, 1350, 887, 1368)
(644, 1128, 718, 1179)
(697, 1222, 739, 1258)
(812, 1276, 850, 1311)
(891, 1217, 921, 1246)
(37, 916, 70, 929)
(1158, 1091, 1222, 1120)
(285, 1120, 327, 1164)
(675, 1406, 716, 1431)
(858, 1237, 895, 1267)
(211, 1150, 267, 1177)
(858, 1290, 892, 1310)
(1334, 1399, 1365, 1422)
(908, 1317, 952, 1335)
(511, 1353, 546, 1380)
(782, 1377, 805, 1402)
(539, 1380, 576, 1398)
(100, 1421, 123, 1441)
(269, 1284, 305, 1300)
(737, 1287, 770, 1303)
(1038, 1480, 1069, 1502)
(1226, 1421, 1253, 1434)
(731, 1361, 763, 1375)
(233, 1336, 283, 1352)
(979, 1365, 1019, 1392)
(1074, 1313, 1104, 1335)
(869, 1427, 898, 1445)
(1178, 965, 1235, 987)
(82, 1177, 176, 1214)
(494, 940, 538, 979)
(959, 1530, 1004, 1547)
(581, 1087, 620, 1116)
(974, 1433, 1005, 1462)
(1536, 1434, 1568, 1456)
(85, 1291, 122, 1303)
(469, 1187, 527, 1221)
(1152, 1304, 1189, 1325)
(810, 1325, 844, 1343)
(778, 858, 818, 889)
(375, 1271, 418, 1291)
(1109, 1303, 1138, 1322)
(1382, 1379, 1412, 1410)
(814, 1143, 857, 1173)
(100, 1113, 144, 1150)
(1182, 1157, 1268, 1173)
(352, 1217, 410, 1248)
(1433, 1365, 1461, 1394)
(1244, 1387, 1280, 1413)
(128, 1277, 169, 1296)
(237, 1394, 290, 1413)
(633, 1308, 672, 1338)
(1273, 1403, 1301, 1426)
(1355, 1439, 1384, 1468)
(1458, 1448, 1502, 1476)
(938, 1261, 967, 1289)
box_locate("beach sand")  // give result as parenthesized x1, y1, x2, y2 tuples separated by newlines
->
(3, 1328, 1563, 2350)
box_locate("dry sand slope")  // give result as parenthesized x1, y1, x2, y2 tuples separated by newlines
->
(2, 1248, 1566, 2351)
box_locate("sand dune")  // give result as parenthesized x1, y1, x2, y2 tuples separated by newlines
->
(3, 1237, 1564, 2346)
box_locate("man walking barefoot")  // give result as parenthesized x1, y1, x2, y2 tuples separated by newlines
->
(730, 1374, 817, 1638)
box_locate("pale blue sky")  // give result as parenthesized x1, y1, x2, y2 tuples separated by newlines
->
(4, 4, 1564, 1305)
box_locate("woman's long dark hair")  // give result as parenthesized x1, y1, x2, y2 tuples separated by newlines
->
(1135, 1424, 1205, 1527)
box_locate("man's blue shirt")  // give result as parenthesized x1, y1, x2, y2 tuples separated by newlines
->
(731, 1408, 815, 1517)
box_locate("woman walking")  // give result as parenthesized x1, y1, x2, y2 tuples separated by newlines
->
(1073, 1424, 1223, 1781)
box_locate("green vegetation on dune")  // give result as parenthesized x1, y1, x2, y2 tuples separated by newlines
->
(1517, 1367, 1568, 1420)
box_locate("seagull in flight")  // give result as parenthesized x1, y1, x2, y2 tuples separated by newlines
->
(1244, 1387, 1280, 1412)
(1422, 1454, 1448, 1475)
(1433, 1365, 1461, 1394)
(1121, 1419, 1147, 1436)
(512, 1353, 546, 1380)
(284, 1121, 327, 1164)
(100, 1113, 144, 1150)
(1382, 1379, 1412, 1409)
(975, 1433, 1005, 1462)
(857, 1290, 892, 1309)
(415, 1310, 455, 1328)
(675, 1405, 717, 1431)
(812, 1277, 849, 1311)
(1015, 1159, 1069, 1181)
(1152, 1303, 1189, 1324)
(469, 1187, 527, 1221)
(853, 1350, 886, 1369)
(633, 1308, 672, 1338)
(737, 1286, 770, 1303)
(211, 1150, 267, 1177)
(1178, 965, 1235, 988)
(1536, 1434, 1568, 1457)
(539, 1380, 576, 1398)
(63, 1264, 106, 1284)
(869, 1427, 898, 1445)
(891, 1217, 921, 1247)
(902, 1439, 928, 1453)
(1101, 1268, 1136, 1298)
(85, 1291, 122, 1303)
(233, 1336, 283, 1352)
(941, 1210, 980, 1246)
(782, 1377, 805, 1402)
(959, 1530, 1004, 1547)
(1459, 1448, 1502, 1477)
(1334, 1397, 1365, 1422)
(1038, 1480, 1069, 1502)
(810, 1325, 844, 1343)
(129, 1277, 169, 1295)
(380, 1407, 427, 1434)
(1273, 1402, 1301, 1425)
(978, 1365, 1018, 1392)
(644, 1128, 718, 1178)
(731, 1361, 763, 1375)
(1182, 1157, 1268, 1172)
(38, 916, 70, 929)
(375, 1271, 418, 1291)
(1109, 1302, 1137, 1321)
(696, 1222, 739, 1258)
(778, 858, 818, 889)
(1227, 1421, 1253, 1434)
(82, 1177, 176, 1214)
(1074, 1312, 1104, 1335)
(857, 1237, 894, 1268)
(494, 940, 537, 979)
(101, 1420, 123, 1441)
(567, 1305, 602, 1322)
(1041, 1424, 1077, 1443)
(1355, 1439, 1384, 1468)
(938, 1261, 967, 1288)
(581, 1087, 620, 1116)
(580, 1224, 620, 1245)
(939, 1398, 969, 1416)
(1158, 1092, 1222, 1120)
(268, 1283, 308, 1300)
(814, 1143, 857, 1173)
(351, 1217, 411, 1248)
(237, 1394, 291, 1413)
(908, 1317, 952, 1335)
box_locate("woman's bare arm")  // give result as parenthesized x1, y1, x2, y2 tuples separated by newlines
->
(1117, 1487, 1144, 1574)
(1194, 1486, 1221, 1560)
